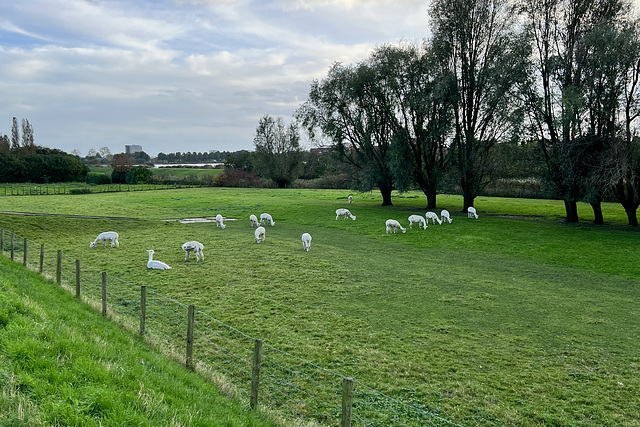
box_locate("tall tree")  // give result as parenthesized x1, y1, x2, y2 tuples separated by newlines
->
(520, 0, 629, 222)
(253, 115, 303, 188)
(21, 118, 34, 154)
(11, 117, 19, 151)
(298, 60, 396, 206)
(429, 0, 527, 211)
(371, 43, 454, 209)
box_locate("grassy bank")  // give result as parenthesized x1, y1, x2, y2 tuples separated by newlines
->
(0, 255, 276, 426)
(1, 188, 639, 425)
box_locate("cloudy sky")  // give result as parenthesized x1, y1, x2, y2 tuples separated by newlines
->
(0, 0, 430, 157)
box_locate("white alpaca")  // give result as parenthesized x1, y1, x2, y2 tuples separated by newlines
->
(408, 214, 427, 230)
(385, 219, 406, 234)
(146, 249, 171, 270)
(441, 209, 452, 224)
(467, 207, 479, 219)
(348, 195, 353, 204)
(255, 226, 266, 243)
(301, 233, 312, 252)
(249, 214, 260, 227)
(260, 213, 275, 226)
(90, 231, 119, 249)
(335, 208, 356, 220)
(216, 214, 226, 229)
(182, 241, 204, 262)
(425, 212, 442, 225)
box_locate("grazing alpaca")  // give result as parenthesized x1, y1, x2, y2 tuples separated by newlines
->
(348, 195, 353, 204)
(260, 213, 275, 226)
(425, 212, 442, 225)
(182, 241, 204, 262)
(301, 233, 312, 252)
(255, 226, 266, 243)
(335, 208, 356, 220)
(146, 249, 171, 270)
(385, 219, 406, 234)
(216, 214, 226, 229)
(440, 209, 452, 224)
(408, 215, 427, 230)
(467, 207, 479, 219)
(249, 214, 260, 227)
(90, 231, 119, 249)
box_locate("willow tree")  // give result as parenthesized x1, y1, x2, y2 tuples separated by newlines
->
(520, 0, 632, 222)
(371, 43, 454, 209)
(298, 60, 396, 206)
(429, 0, 527, 211)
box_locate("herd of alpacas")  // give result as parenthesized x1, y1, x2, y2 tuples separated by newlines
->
(89, 197, 479, 270)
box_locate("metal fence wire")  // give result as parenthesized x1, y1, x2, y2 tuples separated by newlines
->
(0, 228, 462, 427)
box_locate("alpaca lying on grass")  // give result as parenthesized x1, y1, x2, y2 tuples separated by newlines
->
(146, 249, 171, 270)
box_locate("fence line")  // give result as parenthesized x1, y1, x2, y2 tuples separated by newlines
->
(0, 227, 462, 427)
(0, 182, 202, 197)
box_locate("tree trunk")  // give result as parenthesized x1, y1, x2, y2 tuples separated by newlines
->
(425, 186, 437, 210)
(590, 201, 604, 225)
(564, 200, 579, 222)
(625, 206, 639, 227)
(462, 192, 475, 212)
(379, 185, 393, 206)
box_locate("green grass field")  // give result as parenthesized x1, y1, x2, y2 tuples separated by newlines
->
(1, 188, 639, 425)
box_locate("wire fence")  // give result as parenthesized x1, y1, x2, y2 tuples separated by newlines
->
(0, 227, 462, 427)
(0, 182, 202, 197)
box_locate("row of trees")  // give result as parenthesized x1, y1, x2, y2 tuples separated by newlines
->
(259, 0, 639, 226)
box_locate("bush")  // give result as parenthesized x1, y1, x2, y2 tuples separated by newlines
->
(126, 166, 152, 184)
(213, 168, 261, 187)
(86, 172, 112, 185)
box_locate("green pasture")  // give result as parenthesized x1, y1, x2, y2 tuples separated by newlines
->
(1, 188, 639, 425)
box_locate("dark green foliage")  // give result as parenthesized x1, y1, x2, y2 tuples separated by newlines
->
(85, 172, 112, 185)
(125, 166, 152, 184)
(110, 170, 127, 184)
(0, 153, 88, 183)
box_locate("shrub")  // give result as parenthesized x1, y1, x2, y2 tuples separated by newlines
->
(213, 168, 261, 187)
(69, 188, 92, 194)
(86, 172, 112, 185)
(126, 166, 152, 184)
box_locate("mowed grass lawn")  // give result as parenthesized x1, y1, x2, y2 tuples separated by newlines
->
(1, 188, 639, 425)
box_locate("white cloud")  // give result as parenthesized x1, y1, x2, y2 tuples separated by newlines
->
(0, 0, 430, 156)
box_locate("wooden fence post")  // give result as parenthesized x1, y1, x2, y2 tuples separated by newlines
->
(250, 339, 263, 409)
(39, 244, 44, 274)
(140, 286, 147, 335)
(75, 260, 81, 298)
(56, 250, 62, 284)
(23, 238, 27, 266)
(101, 272, 107, 316)
(11, 232, 15, 261)
(342, 377, 354, 427)
(186, 305, 195, 371)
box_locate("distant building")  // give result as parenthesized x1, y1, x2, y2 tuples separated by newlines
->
(209, 149, 219, 154)
(125, 144, 143, 154)
(310, 145, 332, 155)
